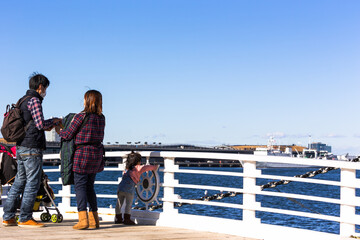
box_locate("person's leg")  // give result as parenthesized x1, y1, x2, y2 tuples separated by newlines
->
(124, 192, 134, 215)
(73, 172, 89, 230)
(114, 192, 125, 223)
(74, 172, 88, 212)
(18, 147, 43, 223)
(86, 173, 97, 212)
(115, 192, 126, 214)
(87, 173, 99, 229)
(3, 147, 27, 224)
(123, 192, 135, 225)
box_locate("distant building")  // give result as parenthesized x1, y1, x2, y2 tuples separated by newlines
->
(309, 142, 332, 153)
(45, 128, 60, 142)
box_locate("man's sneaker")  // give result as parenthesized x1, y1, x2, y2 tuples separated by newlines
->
(18, 218, 44, 228)
(3, 218, 18, 226)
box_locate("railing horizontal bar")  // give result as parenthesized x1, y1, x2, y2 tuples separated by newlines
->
(43, 154, 60, 160)
(54, 193, 118, 199)
(167, 169, 244, 177)
(161, 198, 244, 209)
(54, 194, 74, 197)
(258, 189, 341, 205)
(95, 181, 119, 185)
(96, 194, 118, 198)
(262, 174, 360, 189)
(47, 181, 121, 185)
(103, 168, 123, 171)
(259, 174, 343, 187)
(171, 170, 357, 188)
(168, 168, 358, 189)
(162, 183, 244, 193)
(43, 169, 61, 173)
(44, 167, 123, 173)
(48, 181, 62, 185)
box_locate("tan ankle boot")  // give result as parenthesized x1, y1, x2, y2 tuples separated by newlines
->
(73, 211, 89, 230)
(88, 211, 99, 229)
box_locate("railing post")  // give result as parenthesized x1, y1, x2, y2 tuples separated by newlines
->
(340, 168, 356, 237)
(242, 160, 261, 226)
(162, 157, 178, 216)
(56, 165, 72, 209)
(57, 181, 71, 209)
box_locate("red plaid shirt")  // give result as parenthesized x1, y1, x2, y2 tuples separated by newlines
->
(59, 112, 105, 174)
(27, 97, 55, 130)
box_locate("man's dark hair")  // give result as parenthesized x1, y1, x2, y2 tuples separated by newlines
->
(29, 72, 50, 90)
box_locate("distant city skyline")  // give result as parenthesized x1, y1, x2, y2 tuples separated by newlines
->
(45, 128, 60, 143)
(0, 1, 359, 155)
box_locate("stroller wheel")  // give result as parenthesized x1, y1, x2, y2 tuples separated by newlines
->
(51, 214, 58, 223)
(41, 213, 51, 222)
(51, 214, 63, 223)
(57, 214, 63, 223)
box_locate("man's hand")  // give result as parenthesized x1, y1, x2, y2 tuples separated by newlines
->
(52, 118, 63, 128)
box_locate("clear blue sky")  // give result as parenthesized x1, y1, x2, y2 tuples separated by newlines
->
(0, 1, 359, 155)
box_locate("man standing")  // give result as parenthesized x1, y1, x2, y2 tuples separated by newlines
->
(2, 73, 61, 228)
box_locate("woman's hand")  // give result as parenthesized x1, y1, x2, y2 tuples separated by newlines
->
(55, 125, 62, 134)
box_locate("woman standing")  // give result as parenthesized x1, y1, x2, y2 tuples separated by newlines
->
(59, 90, 105, 230)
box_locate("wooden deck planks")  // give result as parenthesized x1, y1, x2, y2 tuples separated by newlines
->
(0, 219, 259, 240)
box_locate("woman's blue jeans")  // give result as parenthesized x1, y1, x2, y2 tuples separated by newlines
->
(3, 146, 43, 222)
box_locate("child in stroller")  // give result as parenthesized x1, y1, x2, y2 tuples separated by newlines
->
(0, 143, 63, 223)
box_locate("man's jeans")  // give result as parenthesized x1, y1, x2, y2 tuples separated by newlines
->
(3, 146, 43, 222)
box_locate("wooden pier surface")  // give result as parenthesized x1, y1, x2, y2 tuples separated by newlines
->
(0, 219, 259, 240)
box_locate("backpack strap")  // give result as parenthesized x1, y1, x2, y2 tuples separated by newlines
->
(24, 119, 33, 131)
(16, 96, 34, 130)
(73, 113, 90, 144)
(78, 113, 90, 132)
(15, 96, 32, 108)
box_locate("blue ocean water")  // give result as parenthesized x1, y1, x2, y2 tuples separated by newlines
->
(44, 166, 360, 234)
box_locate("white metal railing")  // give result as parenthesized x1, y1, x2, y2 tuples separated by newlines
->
(39, 151, 360, 239)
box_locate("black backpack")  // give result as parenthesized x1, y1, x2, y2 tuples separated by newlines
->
(1, 96, 32, 142)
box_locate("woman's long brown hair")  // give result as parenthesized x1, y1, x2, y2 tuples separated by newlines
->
(84, 90, 102, 115)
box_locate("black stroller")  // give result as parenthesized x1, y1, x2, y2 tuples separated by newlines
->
(0, 143, 63, 223)
(36, 173, 63, 223)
